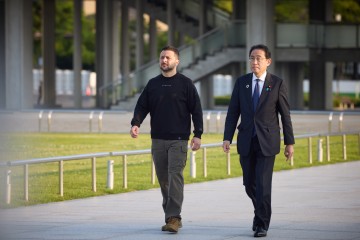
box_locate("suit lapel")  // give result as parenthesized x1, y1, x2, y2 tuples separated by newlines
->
(258, 73, 272, 109)
(244, 74, 253, 111)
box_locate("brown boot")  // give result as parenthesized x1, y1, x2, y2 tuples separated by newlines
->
(161, 217, 182, 232)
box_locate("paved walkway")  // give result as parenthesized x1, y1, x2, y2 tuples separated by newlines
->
(1, 161, 360, 240)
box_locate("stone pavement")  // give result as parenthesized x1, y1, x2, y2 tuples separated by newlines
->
(1, 161, 360, 240)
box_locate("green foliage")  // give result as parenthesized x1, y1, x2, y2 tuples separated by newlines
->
(334, 0, 360, 23)
(0, 133, 358, 208)
(275, 0, 309, 23)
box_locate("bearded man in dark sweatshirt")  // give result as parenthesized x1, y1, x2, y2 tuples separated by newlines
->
(130, 46, 203, 233)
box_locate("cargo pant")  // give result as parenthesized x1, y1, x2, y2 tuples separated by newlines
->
(151, 139, 188, 222)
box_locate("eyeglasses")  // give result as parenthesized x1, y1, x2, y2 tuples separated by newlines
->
(249, 57, 266, 63)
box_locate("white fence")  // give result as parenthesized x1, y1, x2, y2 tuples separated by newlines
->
(1, 132, 359, 205)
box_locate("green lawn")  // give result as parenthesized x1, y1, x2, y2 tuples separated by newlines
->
(0, 133, 359, 208)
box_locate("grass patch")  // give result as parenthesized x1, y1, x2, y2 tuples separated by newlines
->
(0, 133, 359, 208)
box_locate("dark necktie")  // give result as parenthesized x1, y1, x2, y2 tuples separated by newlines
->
(252, 79, 260, 137)
(253, 79, 260, 112)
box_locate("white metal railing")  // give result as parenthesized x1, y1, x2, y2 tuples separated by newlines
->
(1, 131, 359, 205)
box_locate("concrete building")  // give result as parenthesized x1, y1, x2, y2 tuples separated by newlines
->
(0, 0, 359, 110)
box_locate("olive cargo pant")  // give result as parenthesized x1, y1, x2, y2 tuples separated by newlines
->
(151, 139, 188, 222)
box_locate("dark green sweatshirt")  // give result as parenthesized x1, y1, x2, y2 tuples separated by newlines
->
(131, 73, 203, 140)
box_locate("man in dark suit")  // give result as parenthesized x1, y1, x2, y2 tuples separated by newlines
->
(223, 44, 295, 238)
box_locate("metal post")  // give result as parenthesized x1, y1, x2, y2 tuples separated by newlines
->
(92, 157, 96, 192)
(358, 132, 360, 155)
(203, 148, 207, 178)
(24, 164, 29, 201)
(326, 135, 330, 162)
(89, 111, 94, 133)
(98, 111, 104, 133)
(342, 134, 347, 160)
(123, 155, 127, 189)
(47, 110, 53, 132)
(308, 137, 312, 164)
(38, 110, 43, 132)
(226, 151, 231, 175)
(59, 160, 63, 196)
(317, 139, 323, 162)
(339, 112, 344, 132)
(5, 169, 11, 204)
(206, 112, 211, 133)
(190, 151, 196, 178)
(328, 112, 333, 133)
(151, 159, 156, 185)
(107, 160, 114, 189)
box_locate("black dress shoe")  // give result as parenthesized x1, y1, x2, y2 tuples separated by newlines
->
(254, 226, 267, 238)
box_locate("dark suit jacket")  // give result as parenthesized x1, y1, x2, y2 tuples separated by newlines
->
(223, 73, 295, 157)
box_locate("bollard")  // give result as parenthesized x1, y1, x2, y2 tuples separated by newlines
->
(5, 169, 11, 204)
(98, 111, 104, 133)
(226, 152, 231, 175)
(216, 111, 221, 133)
(326, 135, 330, 162)
(59, 160, 63, 196)
(308, 137, 312, 164)
(342, 134, 347, 160)
(328, 112, 333, 133)
(89, 111, 94, 133)
(151, 160, 156, 185)
(290, 155, 294, 166)
(190, 151, 196, 178)
(47, 110, 53, 132)
(317, 139, 323, 162)
(339, 112, 344, 132)
(107, 160, 114, 189)
(206, 112, 211, 133)
(92, 157, 97, 192)
(203, 148, 207, 178)
(358, 133, 360, 155)
(38, 110, 43, 132)
(24, 164, 29, 201)
(123, 155, 127, 189)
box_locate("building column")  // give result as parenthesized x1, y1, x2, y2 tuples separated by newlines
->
(6, 0, 33, 109)
(246, 0, 275, 72)
(167, 0, 175, 45)
(308, 0, 334, 110)
(232, 0, 246, 20)
(276, 62, 304, 110)
(73, 0, 82, 108)
(308, 53, 333, 110)
(96, 0, 119, 108)
(120, 0, 130, 98)
(42, 0, 56, 108)
(135, 0, 144, 72)
(149, 16, 157, 61)
(200, 76, 214, 110)
(0, 0, 5, 108)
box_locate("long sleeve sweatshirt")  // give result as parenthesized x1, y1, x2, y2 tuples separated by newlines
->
(131, 73, 203, 140)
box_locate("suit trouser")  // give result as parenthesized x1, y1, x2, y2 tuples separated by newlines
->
(240, 136, 275, 230)
(151, 139, 188, 222)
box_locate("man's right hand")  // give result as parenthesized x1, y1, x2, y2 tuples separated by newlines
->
(130, 126, 139, 138)
(222, 140, 231, 153)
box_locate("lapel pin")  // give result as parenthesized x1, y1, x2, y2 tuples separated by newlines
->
(246, 85, 249, 88)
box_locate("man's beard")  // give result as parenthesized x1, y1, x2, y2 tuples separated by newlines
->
(160, 64, 176, 72)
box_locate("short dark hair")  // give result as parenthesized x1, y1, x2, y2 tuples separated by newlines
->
(161, 45, 180, 58)
(249, 44, 271, 59)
